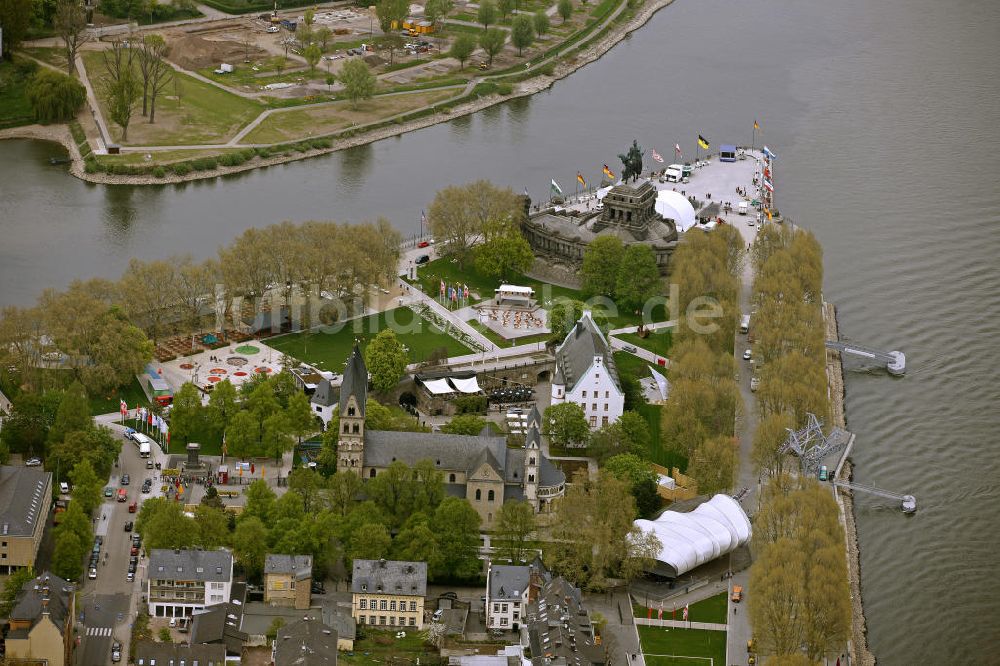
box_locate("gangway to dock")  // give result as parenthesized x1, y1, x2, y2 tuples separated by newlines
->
(826, 340, 906, 375)
(834, 480, 917, 513)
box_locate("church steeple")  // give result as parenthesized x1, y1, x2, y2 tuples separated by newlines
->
(523, 422, 541, 509)
(338, 344, 368, 475)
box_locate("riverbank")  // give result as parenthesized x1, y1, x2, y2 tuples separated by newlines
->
(825, 301, 876, 666)
(1, 0, 675, 186)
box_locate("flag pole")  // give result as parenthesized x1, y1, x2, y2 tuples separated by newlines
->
(752, 123, 756, 152)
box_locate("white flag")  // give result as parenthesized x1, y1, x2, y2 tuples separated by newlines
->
(550, 179, 563, 195)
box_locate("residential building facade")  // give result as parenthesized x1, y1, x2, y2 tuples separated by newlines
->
(0, 465, 52, 573)
(550, 311, 625, 431)
(351, 559, 427, 630)
(264, 554, 313, 609)
(147, 549, 233, 618)
(485, 558, 549, 632)
(3, 572, 75, 666)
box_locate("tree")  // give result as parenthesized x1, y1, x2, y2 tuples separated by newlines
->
(1, 567, 35, 616)
(510, 15, 534, 55)
(431, 497, 481, 580)
(686, 434, 736, 496)
(48, 381, 90, 448)
(49, 426, 121, 483)
(543, 402, 589, 449)
(288, 466, 325, 513)
(207, 378, 238, 437)
(549, 470, 656, 589)
(226, 410, 260, 460)
(53, 0, 89, 74)
(424, 0, 453, 26)
(338, 58, 376, 107)
(533, 9, 550, 36)
(262, 411, 295, 464)
(139, 34, 173, 123)
(375, 0, 407, 33)
(479, 28, 506, 66)
(497, 0, 512, 18)
(603, 453, 660, 517)
(158, 626, 173, 643)
(557, 0, 572, 22)
(752, 412, 794, 477)
(364, 329, 409, 393)
(494, 500, 535, 563)
(428, 180, 522, 268)
(0, 0, 33, 57)
(232, 516, 269, 580)
(588, 412, 655, 462)
(376, 33, 405, 65)
(169, 383, 205, 445)
(194, 505, 231, 549)
(135, 498, 199, 550)
(441, 414, 487, 436)
(68, 459, 103, 515)
(101, 40, 142, 141)
(303, 43, 322, 72)
(477, 0, 497, 29)
(350, 522, 392, 561)
(51, 529, 84, 581)
(315, 26, 332, 49)
(581, 235, 624, 298)
(325, 471, 362, 515)
(392, 520, 442, 573)
(615, 243, 661, 311)
(449, 33, 476, 69)
(474, 218, 534, 281)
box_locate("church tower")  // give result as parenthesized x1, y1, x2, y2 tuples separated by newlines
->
(523, 423, 541, 510)
(338, 344, 368, 475)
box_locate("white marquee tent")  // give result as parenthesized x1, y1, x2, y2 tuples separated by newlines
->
(654, 190, 697, 232)
(634, 494, 752, 577)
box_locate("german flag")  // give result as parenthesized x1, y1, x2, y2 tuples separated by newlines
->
(602, 164, 615, 180)
(698, 135, 710, 150)
(753, 119, 760, 130)
(577, 172, 586, 187)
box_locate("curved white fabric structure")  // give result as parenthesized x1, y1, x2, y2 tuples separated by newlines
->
(449, 376, 481, 394)
(635, 494, 752, 576)
(655, 190, 696, 232)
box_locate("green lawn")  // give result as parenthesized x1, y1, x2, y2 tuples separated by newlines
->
(634, 593, 728, 625)
(340, 629, 437, 666)
(0, 59, 36, 129)
(82, 51, 263, 146)
(267, 307, 471, 370)
(409, 256, 584, 308)
(615, 327, 674, 359)
(612, 352, 686, 471)
(20, 47, 69, 71)
(88, 377, 153, 416)
(639, 626, 727, 666)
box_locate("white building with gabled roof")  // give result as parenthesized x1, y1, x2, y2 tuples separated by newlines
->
(550, 311, 624, 430)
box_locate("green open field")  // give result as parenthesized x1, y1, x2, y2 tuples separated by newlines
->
(612, 351, 686, 471)
(82, 51, 263, 145)
(243, 89, 457, 144)
(89, 377, 153, 416)
(340, 629, 437, 666)
(634, 593, 728, 624)
(467, 319, 550, 347)
(267, 307, 471, 371)
(97, 147, 247, 166)
(615, 327, 674, 359)
(0, 59, 36, 129)
(639, 626, 727, 666)
(20, 47, 70, 71)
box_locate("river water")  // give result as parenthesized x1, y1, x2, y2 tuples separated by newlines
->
(2, 0, 999, 661)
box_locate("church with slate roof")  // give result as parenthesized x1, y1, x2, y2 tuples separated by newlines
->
(336, 346, 565, 527)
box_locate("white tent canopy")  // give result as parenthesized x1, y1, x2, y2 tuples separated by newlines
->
(655, 190, 696, 232)
(421, 378, 454, 395)
(449, 376, 481, 394)
(634, 494, 751, 576)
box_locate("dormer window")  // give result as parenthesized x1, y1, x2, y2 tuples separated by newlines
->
(348, 406, 356, 416)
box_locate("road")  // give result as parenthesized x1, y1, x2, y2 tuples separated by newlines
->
(76, 417, 169, 666)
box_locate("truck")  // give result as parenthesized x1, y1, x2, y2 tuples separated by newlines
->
(663, 164, 684, 182)
(740, 314, 751, 334)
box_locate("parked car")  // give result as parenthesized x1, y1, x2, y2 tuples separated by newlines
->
(750, 376, 760, 392)
(111, 642, 122, 662)
(432, 609, 443, 622)
(622, 344, 637, 353)
(117, 488, 127, 502)
(415, 254, 430, 264)
(731, 585, 743, 602)
(124, 521, 133, 532)
(104, 486, 114, 498)
(123, 427, 137, 441)
(88, 567, 97, 580)
(126, 571, 134, 582)
(59, 481, 70, 494)
(310, 581, 325, 595)
(128, 501, 137, 513)
(743, 348, 752, 361)
(417, 240, 430, 248)
(120, 474, 130, 485)
(145, 459, 155, 469)
(25, 457, 41, 467)
(131, 544, 140, 556)
(266, 25, 279, 33)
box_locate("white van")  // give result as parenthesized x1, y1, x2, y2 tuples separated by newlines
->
(738, 201, 749, 215)
(59, 481, 70, 494)
(663, 164, 684, 183)
(740, 315, 751, 334)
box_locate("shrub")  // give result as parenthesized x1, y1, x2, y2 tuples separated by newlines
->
(152, 166, 166, 178)
(218, 152, 246, 167)
(538, 62, 556, 76)
(25, 69, 86, 123)
(191, 157, 218, 171)
(454, 394, 488, 414)
(83, 157, 99, 173)
(171, 162, 191, 176)
(496, 82, 513, 95)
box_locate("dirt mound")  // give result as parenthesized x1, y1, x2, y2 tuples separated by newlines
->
(170, 34, 268, 71)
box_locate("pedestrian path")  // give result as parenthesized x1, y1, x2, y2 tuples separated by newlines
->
(635, 618, 728, 631)
(87, 626, 113, 637)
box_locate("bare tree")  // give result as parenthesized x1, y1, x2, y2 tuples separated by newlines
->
(54, 0, 90, 75)
(101, 40, 141, 141)
(140, 34, 173, 123)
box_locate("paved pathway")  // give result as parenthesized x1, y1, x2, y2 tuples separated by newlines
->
(635, 618, 728, 631)
(74, 53, 113, 151)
